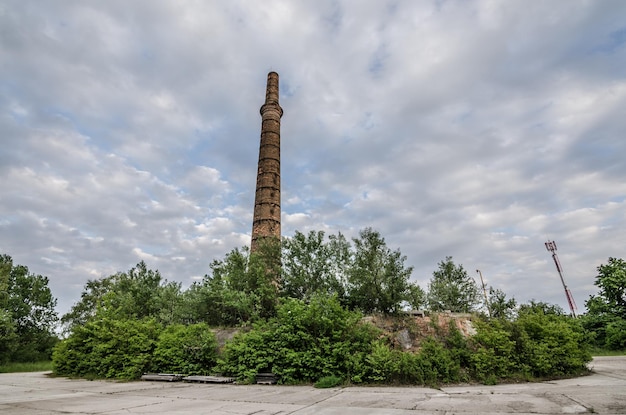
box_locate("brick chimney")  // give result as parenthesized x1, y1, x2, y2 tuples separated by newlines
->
(251, 72, 283, 254)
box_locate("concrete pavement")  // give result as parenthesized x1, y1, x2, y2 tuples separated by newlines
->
(0, 356, 625, 414)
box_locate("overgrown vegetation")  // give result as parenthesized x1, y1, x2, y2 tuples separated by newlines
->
(5, 229, 612, 383)
(217, 295, 381, 384)
(314, 375, 343, 388)
(0, 361, 53, 373)
(581, 257, 626, 352)
(214, 296, 590, 386)
(427, 256, 480, 312)
(0, 255, 59, 365)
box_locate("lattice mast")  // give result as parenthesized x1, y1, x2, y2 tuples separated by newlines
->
(251, 72, 283, 254)
(475, 269, 490, 316)
(545, 240, 578, 317)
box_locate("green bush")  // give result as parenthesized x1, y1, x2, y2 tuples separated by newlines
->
(151, 323, 218, 374)
(513, 309, 591, 377)
(605, 320, 626, 350)
(53, 317, 161, 380)
(52, 288, 592, 385)
(394, 350, 424, 384)
(418, 337, 461, 385)
(217, 299, 591, 386)
(365, 340, 398, 382)
(469, 319, 516, 382)
(358, 333, 465, 386)
(466, 309, 591, 382)
(217, 295, 380, 384)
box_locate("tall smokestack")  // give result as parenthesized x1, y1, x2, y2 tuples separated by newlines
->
(251, 72, 283, 254)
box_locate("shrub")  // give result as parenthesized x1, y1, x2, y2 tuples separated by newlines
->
(394, 350, 424, 384)
(216, 295, 380, 384)
(512, 308, 591, 378)
(469, 319, 516, 382)
(418, 337, 460, 385)
(604, 320, 626, 350)
(314, 375, 343, 388)
(365, 341, 398, 382)
(53, 317, 161, 380)
(151, 323, 218, 374)
(357, 333, 465, 386)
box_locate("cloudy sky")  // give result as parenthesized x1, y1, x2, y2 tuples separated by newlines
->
(2, 0, 625, 317)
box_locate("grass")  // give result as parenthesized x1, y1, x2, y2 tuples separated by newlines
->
(590, 348, 626, 357)
(314, 375, 343, 388)
(0, 361, 53, 373)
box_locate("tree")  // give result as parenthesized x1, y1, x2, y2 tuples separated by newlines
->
(0, 309, 17, 363)
(406, 283, 427, 310)
(487, 287, 517, 320)
(60, 276, 116, 332)
(427, 257, 480, 313)
(0, 257, 16, 361)
(61, 261, 184, 331)
(281, 230, 350, 302)
(194, 242, 279, 326)
(582, 257, 626, 350)
(1, 254, 59, 362)
(518, 300, 565, 317)
(347, 228, 415, 314)
(587, 257, 626, 318)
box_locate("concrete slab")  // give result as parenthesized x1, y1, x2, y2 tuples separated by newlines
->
(182, 375, 235, 383)
(0, 356, 624, 414)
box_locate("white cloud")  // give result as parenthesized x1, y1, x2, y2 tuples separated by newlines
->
(1, 0, 625, 316)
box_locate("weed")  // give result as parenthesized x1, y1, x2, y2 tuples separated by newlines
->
(314, 375, 343, 388)
(0, 361, 53, 373)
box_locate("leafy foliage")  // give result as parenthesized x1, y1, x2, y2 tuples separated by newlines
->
(187, 243, 279, 326)
(582, 257, 626, 350)
(180, 227, 422, 326)
(330, 301, 590, 386)
(468, 319, 516, 382)
(514, 303, 591, 377)
(281, 230, 350, 302)
(50, 233, 595, 385)
(314, 375, 343, 388)
(466, 302, 591, 382)
(427, 257, 480, 312)
(152, 323, 218, 374)
(61, 261, 185, 332)
(487, 287, 517, 320)
(53, 317, 161, 380)
(54, 319, 220, 379)
(216, 295, 381, 384)
(281, 228, 419, 314)
(604, 319, 626, 350)
(0, 255, 58, 363)
(347, 228, 417, 314)
(590, 257, 626, 318)
(326, 326, 466, 386)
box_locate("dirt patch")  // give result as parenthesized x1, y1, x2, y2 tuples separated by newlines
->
(211, 327, 241, 349)
(363, 312, 477, 352)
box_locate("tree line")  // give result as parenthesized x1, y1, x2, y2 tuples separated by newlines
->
(1, 229, 625, 383)
(59, 228, 499, 331)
